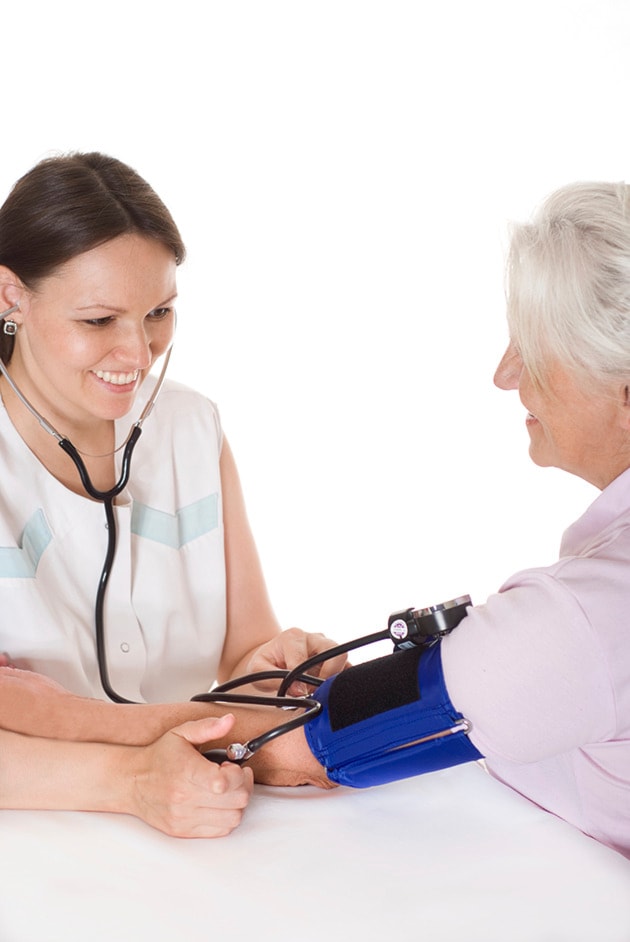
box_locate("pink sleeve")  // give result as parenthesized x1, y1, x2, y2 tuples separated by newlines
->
(441, 569, 615, 763)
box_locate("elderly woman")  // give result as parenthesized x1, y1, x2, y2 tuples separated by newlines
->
(262, 182, 630, 859)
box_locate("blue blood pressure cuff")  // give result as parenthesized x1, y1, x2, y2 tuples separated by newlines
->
(304, 643, 483, 787)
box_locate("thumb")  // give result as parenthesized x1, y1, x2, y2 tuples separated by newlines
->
(172, 712, 236, 746)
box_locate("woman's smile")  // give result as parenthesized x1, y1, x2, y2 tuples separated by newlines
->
(5, 233, 176, 435)
(495, 342, 630, 489)
(91, 369, 140, 389)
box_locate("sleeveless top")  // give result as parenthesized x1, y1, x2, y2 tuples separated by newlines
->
(0, 377, 226, 702)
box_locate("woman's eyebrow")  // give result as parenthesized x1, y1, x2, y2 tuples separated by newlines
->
(76, 293, 178, 313)
(76, 303, 127, 313)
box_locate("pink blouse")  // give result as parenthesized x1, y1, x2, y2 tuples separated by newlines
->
(443, 467, 630, 858)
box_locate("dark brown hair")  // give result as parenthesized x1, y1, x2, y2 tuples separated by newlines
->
(0, 152, 186, 361)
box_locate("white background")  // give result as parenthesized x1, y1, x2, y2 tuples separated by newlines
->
(3, 1, 629, 644)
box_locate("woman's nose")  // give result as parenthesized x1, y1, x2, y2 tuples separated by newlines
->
(494, 343, 522, 390)
(114, 323, 152, 368)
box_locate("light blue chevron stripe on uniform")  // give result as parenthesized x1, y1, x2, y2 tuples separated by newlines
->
(0, 509, 53, 578)
(131, 493, 219, 548)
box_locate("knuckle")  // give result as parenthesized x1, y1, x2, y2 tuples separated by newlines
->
(224, 808, 245, 831)
(211, 776, 228, 796)
(161, 809, 188, 838)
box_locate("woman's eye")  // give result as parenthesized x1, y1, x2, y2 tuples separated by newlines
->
(148, 307, 173, 320)
(85, 316, 114, 327)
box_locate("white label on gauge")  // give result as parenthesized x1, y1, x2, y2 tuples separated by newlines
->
(390, 619, 409, 640)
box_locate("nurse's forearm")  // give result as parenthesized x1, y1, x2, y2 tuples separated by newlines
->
(0, 728, 129, 812)
(0, 719, 254, 839)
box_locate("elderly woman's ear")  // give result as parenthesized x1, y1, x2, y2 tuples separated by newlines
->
(620, 385, 630, 428)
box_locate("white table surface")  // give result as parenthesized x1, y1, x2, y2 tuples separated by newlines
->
(1, 761, 629, 942)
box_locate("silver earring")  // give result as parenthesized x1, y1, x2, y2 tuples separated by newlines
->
(1, 303, 20, 336)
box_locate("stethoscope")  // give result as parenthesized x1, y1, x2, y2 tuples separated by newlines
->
(0, 302, 324, 757)
(0, 303, 181, 694)
(195, 594, 472, 764)
(0, 302, 471, 766)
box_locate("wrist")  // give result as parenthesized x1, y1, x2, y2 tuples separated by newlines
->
(248, 726, 335, 788)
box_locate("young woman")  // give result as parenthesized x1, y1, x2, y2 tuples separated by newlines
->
(0, 152, 344, 835)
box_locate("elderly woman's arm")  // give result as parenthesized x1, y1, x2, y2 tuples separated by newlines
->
(0, 665, 230, 744)
(0, 666, 332, 787)
(0, 714, 253, 838)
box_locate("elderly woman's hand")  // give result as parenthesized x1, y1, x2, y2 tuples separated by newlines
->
(0, 655, 76, 706)
(0, 664, 106, 740)
(244, 627, 348, 695)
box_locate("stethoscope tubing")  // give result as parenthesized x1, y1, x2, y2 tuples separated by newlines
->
(0, 339, 168, 703)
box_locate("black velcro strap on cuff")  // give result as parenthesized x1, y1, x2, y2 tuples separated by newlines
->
(327, 646, 423, 731)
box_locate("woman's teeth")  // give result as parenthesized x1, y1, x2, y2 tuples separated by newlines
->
(94, 370, 138, 386)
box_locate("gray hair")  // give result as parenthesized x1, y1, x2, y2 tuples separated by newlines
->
(507, 181, 630, 387)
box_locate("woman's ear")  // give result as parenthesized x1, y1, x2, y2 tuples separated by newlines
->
(0, 266, 27, 323)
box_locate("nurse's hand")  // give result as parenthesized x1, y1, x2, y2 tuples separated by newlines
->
(124, 713, 253, 838)
(245, 628, 348, 696)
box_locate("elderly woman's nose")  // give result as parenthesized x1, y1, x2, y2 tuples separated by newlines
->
(494, 344, 522, 390)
